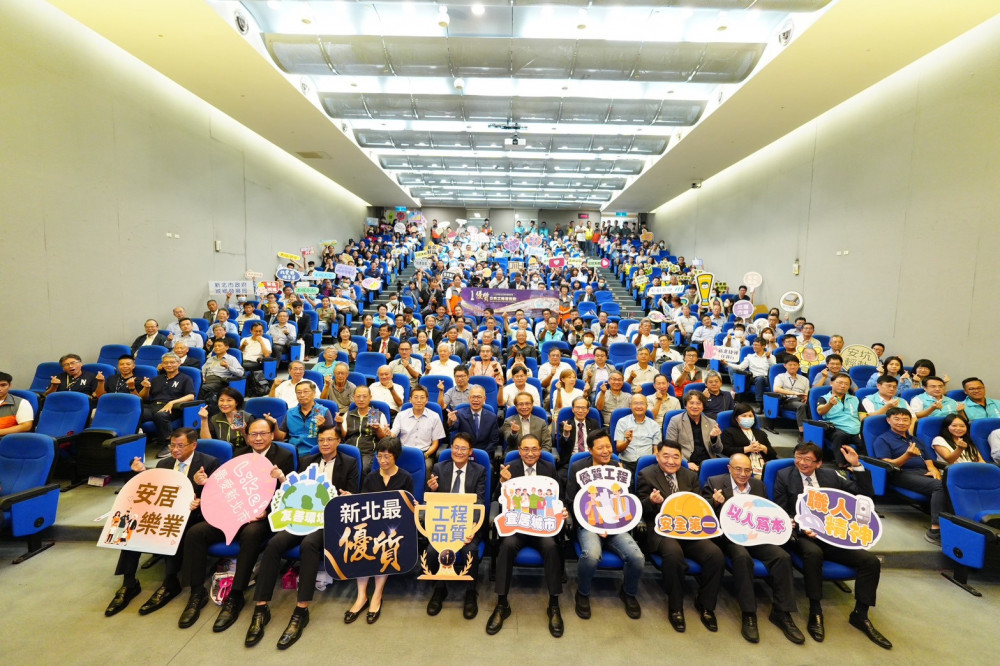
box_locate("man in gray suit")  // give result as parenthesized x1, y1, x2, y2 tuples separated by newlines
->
(425, 432, 488, 621)
(703, 454, 804, 644)
(500, 391, 552, 453)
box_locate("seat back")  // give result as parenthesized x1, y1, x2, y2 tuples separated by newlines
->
(698, 458, 731, 486)
(178, 366, 202, 397)
(862, 414, 890, 446)
(275, 442, 298, 470)
(89, 394, 142, 434)
(0, 433, 56, 495)
(763, 458, 796, 500)
(437, 449, 492, 495)
(848, 365, 877, 387)
(9, 390, 39, 418)
(36, 392, 90, 439)
(503, 449, 557, 466)
(468, 376, 498, 407)
(915, 416, 946, 449)
(391, 374, 412, 403)
(715, 410, 733, 431)
(245, 397, 288, 424)
(134, 345, 169, 366)
(419, 375, 453, 404)
(969, 418, 1000, 462)
(196, 439, 234, 464)
(29, 362, 62, 393)
(946, 463, 1000, 520)
(315, 399, 339, 416)
(186, 347, 207, 366)
(96, 344, 132, 367)
(398, 445, 427, 502)
(608, 342, 637, 365)
(807, 386, 833, 419)
(303, 370, 325, 388)
(355, 352, 386, 379)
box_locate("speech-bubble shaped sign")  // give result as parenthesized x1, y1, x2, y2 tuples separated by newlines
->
(244, 271, 264, 280)
(277, 252, 302, 262)
(743, 271, 763, 290)
(275, 268, 301, 282)
(720, 495, 792, 546)
(311, 270, 336, 280)
(97, 468, 195, 556)
(795, 488, 882, 550)
(335, 264, 358, 279)
(394, 222, 406, 233)
(201, 453, 278, 545)
(573, 465, 642, 535)
(732, 300, 755, 319)
(269, 463, 337, 536)
(495, 476, 566, 538)
(361, 277, 382, 291)
(647, 310, 668, 323)
(840, 345, 880, 369)
(654, 491, 720, 539)
(779, 290, 804, 313)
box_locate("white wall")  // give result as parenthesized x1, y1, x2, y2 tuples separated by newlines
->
(648, 15, 1000, 388)
(0, 0, 368, 384)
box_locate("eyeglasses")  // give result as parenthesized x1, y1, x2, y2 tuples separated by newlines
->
(451, 447, 471, 453)
(729, 467, 752, 475)
(248, 432, 270, 439)
(168, 442, 194, 450)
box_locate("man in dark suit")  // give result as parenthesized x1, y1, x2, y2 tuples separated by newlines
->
(289, 302, 315, 358)
(421, 314, 445, 347)
(566, 428, 645, 621)
(500, 392, 552, 453)
(773, 442, 891, 649)
(448, 386, 500, 458)
(131, 319, 170, 355)
(637, 440, 724, 634)
(487, 435, 565, 637)
(373, 323, 399, 359)
(703, 454, 804, 644)
(177, 418, 294, 632)
(245, 423, 360, 649)
(556, 395, 601, 466)
(442, 326, 469, 363)
(354, 314, 376, 351)
(425, 433, 487, 621)
(104, 427, 220, 617)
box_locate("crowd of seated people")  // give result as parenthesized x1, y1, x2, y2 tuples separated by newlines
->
(6, 217, 1000, 652)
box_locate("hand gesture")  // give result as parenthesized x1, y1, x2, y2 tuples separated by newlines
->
(269, 465, 284, 479)
(562, 420, 573, 435)
(625, 429, 634, 442)
(198, 405, 209, 419)
(130, 457, 146, 473)
(841, 445, 860, 467)
(828, 395, 840, 406)
(190, 498, 201, 511)
(49, 375, 60, 386)
(957, 402, 966, 412)
(427, 474, 439, 491)
(709, 424, 721, 438)
(499, 464, 511, 482)
(324, 374, 333, 385)
(820, 369, 829, 378)
(219, 359, 228, 368)
(166, 332, 174, 340)
(141, 377, 152, 389)
(906, 442, 922, 457)
(96, 371, 105, 382)
(334, 411, 344, 424)
(264, 412, 277, 425)
(447, 409, 457, 426)
(437, 380, 445, 391)
(932, 399, 943, 410)
(193, 466, 208, 485)
(509, 420, 520, 434)
(601, 382, 609, 393)
(712, 487, 725, 505)
(649, 488, 664, 504)
(314, 412, 325, 427)
(126, 377, 136, 389)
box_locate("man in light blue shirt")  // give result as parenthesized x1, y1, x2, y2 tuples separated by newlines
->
(614, 394, 661, 473)
(961, 377, 1000, 420)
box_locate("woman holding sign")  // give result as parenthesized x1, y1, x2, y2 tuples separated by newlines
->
(198, 388, 251, 454)
(345, 436, 414, 626)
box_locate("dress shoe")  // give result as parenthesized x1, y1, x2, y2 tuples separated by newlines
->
(213, 592, 245, 633)
(547, 605, 564, 638)
(463, 589, 479, 620)
(924, 528, 942, 545)
(178, 590, 208, 628)
(138, 585, 179, 615)
(574, 591, 591, 620)
(244, 604, 271, 647)
(849, 612, 893, 650)
(105, 582, 141, 617)
(366, 604, 381, 625)
(427, 586, 447, 616)
(619, 587, 641, 620)
(769, 609, 805, 645)
(694, 602, 718, 632)
(741, 613, 759, 643)
(344, 598, 369, 624)
(807, 613, 825, 642)
(486, 602, 511, 635)
(277, 608, 309, 650)
(668, 610, 686, 633)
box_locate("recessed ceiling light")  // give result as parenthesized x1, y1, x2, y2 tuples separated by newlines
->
(471, 3, 485, 16)
(266, 0, 282, 10)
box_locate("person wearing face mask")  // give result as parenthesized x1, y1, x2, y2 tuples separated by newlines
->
(721, 324, 749, 348)
(721, 403, 777, 477)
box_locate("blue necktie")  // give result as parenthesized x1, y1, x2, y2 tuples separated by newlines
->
(473, 412, 480, 435)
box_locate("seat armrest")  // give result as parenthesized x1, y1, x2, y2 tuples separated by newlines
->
(0, 483, 61, 511)
(940, 512, 1000, 540)
(858, 455, 899, 472)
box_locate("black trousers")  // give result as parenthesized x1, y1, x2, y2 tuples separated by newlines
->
(494, 534, 562, 596)
(791, 535, 880, 606)
(116, 549, 182, 586)
(182, 519, 271, 593)
(718, 540, 796, 613)
(140, 403, 175, 443)
(649, 533, 724, 612)
(427, 539, 481, 588)
(253, 530, 326, 604)
(829, 429, 867, 464)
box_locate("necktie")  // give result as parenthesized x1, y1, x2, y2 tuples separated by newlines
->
(452, 469, 463, 493)
(526, 466, 535, 477)
(178, 462, 187, 476)
(805, 476, 815, 488)
(381, 339, 387, 353)
(473, 411, 480, 435)
(666, 474, 677, 496)
(577, 421, 585, 452)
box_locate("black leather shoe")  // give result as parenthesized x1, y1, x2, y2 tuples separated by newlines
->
(694, 602, 718, 632)
(213, 592, 245, 633)
(277, 608, 309, 650)
(486, 602, 511, 635)
(619, 587, 641, 619)
(344, 598, 369, 624)
(178, 590, 208, 628)
(427, 586, 447, 616)
(807, 613, 825, 642)
(244, 605, 271, 647)
(769, 609, 805, 645)
(849, 612, 892, 650)
(668, 610, 686, 632)
(574, 591, 591, 620)
(105, 583, 141, 617)
(138, 585, 179, 615)
(463, 589, 479, 620)
(366, 605, 381, 625)
(547, 605, 564, 638)
(741, 613, 759, 643)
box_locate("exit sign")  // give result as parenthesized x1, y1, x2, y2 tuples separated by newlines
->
(578, 213, 589, 219)
(394, 206, 407, 212)
(615, 211, 628, 217)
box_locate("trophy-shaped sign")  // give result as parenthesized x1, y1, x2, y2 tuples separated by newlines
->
(415, 493, 485, 580)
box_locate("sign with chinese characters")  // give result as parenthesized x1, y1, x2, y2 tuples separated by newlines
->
(201, 453, 278, 545)
(732, 300, 755, 319)
(361, 277, 382, 291)
(460, 287, 559, 319)
(311, 270, 337, 280)
(97, 468, 195, 556)
(743, 271, 763, 290)
(268, 463, 337, 536)
(334, 264, 358, 279)
(294, 285, 319, 296)
(275, 268, 301, 282)
(573, 465, 642, 535)
(415, 493, 485, 580)
(257, 281, 280, 294)
(503, 238, 522, 254)
(324, 490, 419, 579)
(277, 252, 302, 262)
(779, 290, 803, 313)
(208, 280, 255, 295)
(495, 477, 566, 538)
(640, 231, 653, 242)
(300, 246, 315, 256)
(647, 310, 668, 323)
(840, 345, 880, 370)
(244, 271, 264, 280)
(394, 222, 406, 233)
(719, 496, 791, 546)
(795, 488, 882, 550)
(653, 491, 720, 540)
(647, 285, 685, 296)
(703, 342, 741, 364)
(632, 274, 649, 289)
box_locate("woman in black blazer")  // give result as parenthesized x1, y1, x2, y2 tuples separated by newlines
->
(721, 402, 778, 478)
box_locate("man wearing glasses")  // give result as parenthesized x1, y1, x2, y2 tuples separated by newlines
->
(104, 428, 220, 617)
(177, 418, 294, 633)
(703, 454, 804, 645)
(487, 435, 566, 638)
